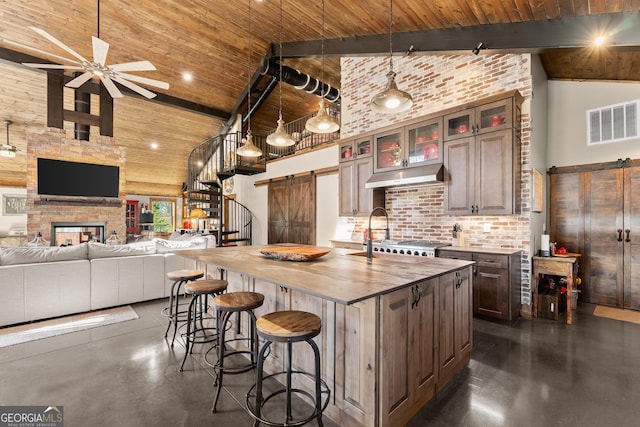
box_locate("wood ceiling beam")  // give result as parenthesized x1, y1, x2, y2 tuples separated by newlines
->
(279, 12, 640, 58)
(0, 46, 230, 121)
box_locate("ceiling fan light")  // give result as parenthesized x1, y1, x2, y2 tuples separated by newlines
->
(266, 117, 296, 147)
(370, 70, 413, 114)
(236, 130, 262, 157)
(305, 99, 340, 134)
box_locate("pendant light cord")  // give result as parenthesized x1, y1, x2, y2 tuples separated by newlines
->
(97, 0, 100, 39)
(247, 0, 252, 133)
(278, 0, 283, 120)
(388, 0, 394, 73)
(321, 0, 325, 98)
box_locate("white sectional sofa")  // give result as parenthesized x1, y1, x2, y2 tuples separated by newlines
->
(0, 236, 215, 327)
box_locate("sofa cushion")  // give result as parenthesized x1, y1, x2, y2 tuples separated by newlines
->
(0, 243, 89, 266)
(88, 242, 157, 259)
(155, 238, 207, 253)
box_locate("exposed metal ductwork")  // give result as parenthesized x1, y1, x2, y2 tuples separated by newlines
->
(260, 58, 340, 103)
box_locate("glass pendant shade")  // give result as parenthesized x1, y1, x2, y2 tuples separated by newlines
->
(370, 69, 413, 114)
(236, 130, 262, 157)
(305, 99, 340, 133)
(266, 116, 296, 147)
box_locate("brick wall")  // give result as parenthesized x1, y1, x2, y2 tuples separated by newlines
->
(26, 128, 126, 242)
(342, 54, 533, 306)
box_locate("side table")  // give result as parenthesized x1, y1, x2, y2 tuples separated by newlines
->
(532, 255, 581, 325)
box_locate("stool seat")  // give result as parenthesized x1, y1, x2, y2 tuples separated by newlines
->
(213, 291, 264, 312)
(256, 310, 321, 342)
(166, 269, 204, 282)
(185, 279, 228, 294)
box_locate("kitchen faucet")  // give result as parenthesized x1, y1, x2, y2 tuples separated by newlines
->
(367, 207, 390, 260)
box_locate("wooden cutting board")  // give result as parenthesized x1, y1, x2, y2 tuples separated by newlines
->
(260, 246, 330, 262)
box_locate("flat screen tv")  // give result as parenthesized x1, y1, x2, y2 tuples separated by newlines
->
(37, 158, 120, 198)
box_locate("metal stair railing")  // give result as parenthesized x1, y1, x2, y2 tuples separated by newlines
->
(219, 195, 253, 246)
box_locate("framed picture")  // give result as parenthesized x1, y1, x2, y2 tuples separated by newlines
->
(532, 169, 544, 213)
(2, 194, 26, 215)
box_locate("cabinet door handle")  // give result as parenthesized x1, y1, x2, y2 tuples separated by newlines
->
(626, 229, 631, 242)
(618, 229, 623, 241)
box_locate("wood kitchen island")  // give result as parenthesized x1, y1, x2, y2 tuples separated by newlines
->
(177, 245, 474, 427)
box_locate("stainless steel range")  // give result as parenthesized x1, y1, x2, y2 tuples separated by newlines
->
(364, 240, 451, 257)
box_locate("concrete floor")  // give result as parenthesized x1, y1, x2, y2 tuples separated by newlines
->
(1, 299, 640, 426)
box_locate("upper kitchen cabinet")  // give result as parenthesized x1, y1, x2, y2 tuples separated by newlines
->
(444, 91, 523, 215)
(339, 137, 384, 217)
(444, 98, 514, 141)
(374, 117, 443, 172)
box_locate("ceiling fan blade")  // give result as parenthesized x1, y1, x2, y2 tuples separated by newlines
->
(112, 76, 157, 99)
(116, 72, 170, 90)
(3, 39, 81, 65)
(99, 76, 123, 98)
(92, 36, 109, 66)
(22, 63, 84, 70)
(110, 60, 156, 72)
(29, 27, 89, 63)
(66, 72, 94, 88)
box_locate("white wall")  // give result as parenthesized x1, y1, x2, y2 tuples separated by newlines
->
(547, 80, 640, 167)
(529, 55, 549, 255)
(0, 187, 27, 236)
(234, 145, 339, 246)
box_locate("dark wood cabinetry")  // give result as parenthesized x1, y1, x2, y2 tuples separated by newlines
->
(443, 93, 522, 215)
(438, 248, 522, 325)
(339, 137, 384, 217)
(549, 161, 640, 310)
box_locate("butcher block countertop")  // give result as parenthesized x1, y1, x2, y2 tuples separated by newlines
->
(177, 244, 473, 305)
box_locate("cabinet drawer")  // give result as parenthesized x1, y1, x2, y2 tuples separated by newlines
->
(473, 253, 508, 269)
(437, 250, 473, 261)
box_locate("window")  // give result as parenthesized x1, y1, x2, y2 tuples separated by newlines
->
(587, 100, 639, 145)
(150, 198, 176, 232)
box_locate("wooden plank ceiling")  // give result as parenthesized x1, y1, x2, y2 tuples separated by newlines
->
(0, 0, 638, 195)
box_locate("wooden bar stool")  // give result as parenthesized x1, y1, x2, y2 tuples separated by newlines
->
(209, 291, 264, 412)
(246, 310, 330, 427)
(179, 278, 228, 371)
(163, 269, 204, 346)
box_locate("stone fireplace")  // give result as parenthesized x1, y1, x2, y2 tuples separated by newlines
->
(25, 128, 126, 242)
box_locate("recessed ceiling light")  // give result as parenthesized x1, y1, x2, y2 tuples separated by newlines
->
(594, 35, 606, 46)
(182, 72, 192, 81)
(150, 142, 158, 149)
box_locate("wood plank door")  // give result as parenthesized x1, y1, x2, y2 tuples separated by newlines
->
(624, 166, 640, 310)
(268, 179, 289, 244)
(267, 174, 316, 245)
(585, 168, 624, 306)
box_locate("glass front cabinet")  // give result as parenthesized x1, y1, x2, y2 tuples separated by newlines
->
(374, 118, 443, 172)
(443, 98, 513, 141)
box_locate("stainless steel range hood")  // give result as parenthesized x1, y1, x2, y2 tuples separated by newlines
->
(365, 164, 444, 189)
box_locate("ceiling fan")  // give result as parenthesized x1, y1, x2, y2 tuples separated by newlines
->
(4, 24, 169, 100)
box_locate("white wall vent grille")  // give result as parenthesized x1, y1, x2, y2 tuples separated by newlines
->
(587, 100, 639, 145)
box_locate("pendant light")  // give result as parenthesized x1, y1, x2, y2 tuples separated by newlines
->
(1, 120, 17, 158)
(370, 0, 413, 114)
(305, 0, 340, 134)
(266, 0, 296, 147)
(236, 0, 262, 158)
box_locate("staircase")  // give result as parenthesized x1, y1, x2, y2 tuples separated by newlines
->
(185, 107, 341, 246)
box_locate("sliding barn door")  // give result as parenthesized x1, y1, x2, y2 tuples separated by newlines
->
(624, 166, 640, 310)
(267, 174, 316, 245)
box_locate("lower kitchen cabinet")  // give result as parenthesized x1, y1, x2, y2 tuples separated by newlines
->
(380, 267, 472, 426)
(380, 278, 439, 427)
(438, 248, 521, 325)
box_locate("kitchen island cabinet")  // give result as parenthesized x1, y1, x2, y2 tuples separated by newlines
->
(438, 247, 522, 325)
(178, 245, 473, 427)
